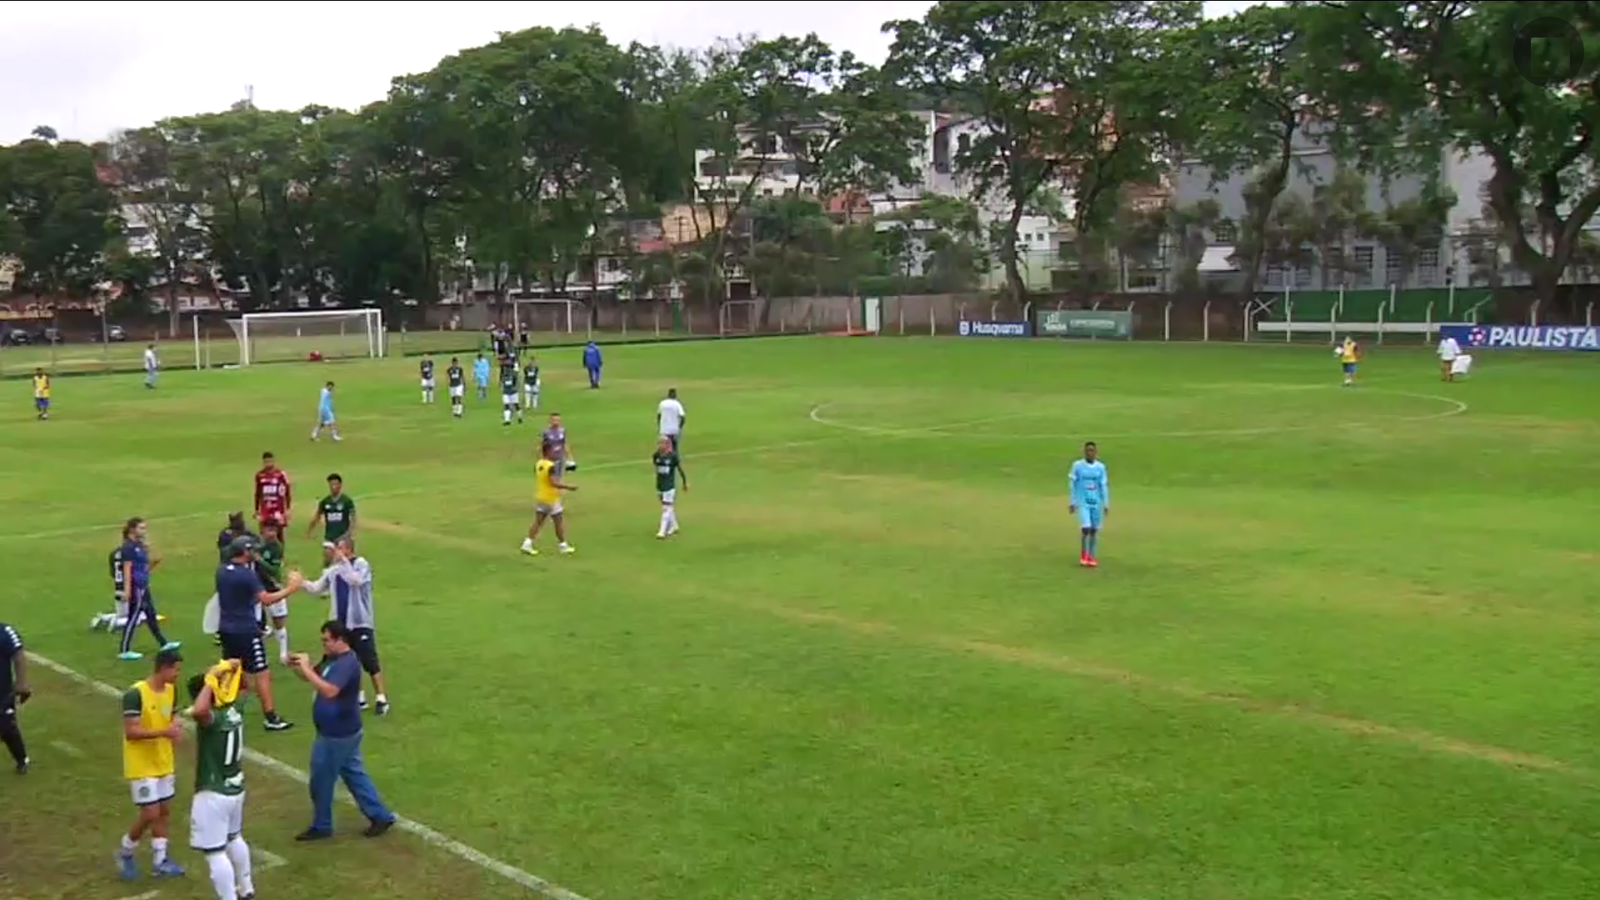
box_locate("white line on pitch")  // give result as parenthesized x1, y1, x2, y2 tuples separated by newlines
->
(27, 653, 591, 900)
(50, 739, 85, 758)
(256, 847, 289, 871)
(111, 892, 161, 900)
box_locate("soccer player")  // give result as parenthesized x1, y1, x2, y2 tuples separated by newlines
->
(118, 518, 180, 661)
(1436, 332, 1462, 382)
(186, 662, 255, 900)
(657, 388, 686, 452)
(32, 367, 49, 420)
(118, 648, 186, 879)
(653, 436, 688, 539)
(473, 352, 491, 400)
(583, 340, 602, 388)
(1068, 442, 1110, 568)
(522, 354, 541, 411)
(144, 343, 159, 389)
(522, 442, 577, 556)
(1338, 335, 1361, 386)
(499, 357, 521, 425)
(311, 381, 340, 442)
(447, 357, 465, 417)
(254, 453, 292, 544)
(542, 412, 578, 473)
(303, 537, 388, 714)
(1, 621, 30, 774)
(307, 473, 356, 544)
(419, 354, 436, 404)
(257, 522, 292, 665)
(217, 536, 301, 732)
(206, 513, 254, 646)
(94, 540, 128, 632)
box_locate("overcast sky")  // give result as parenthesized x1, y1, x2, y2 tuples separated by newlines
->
(0, 0, 1264, 144)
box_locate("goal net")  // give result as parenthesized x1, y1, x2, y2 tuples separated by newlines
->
(227, 309, 385, 366)
(513, 299, 581, 339)
(719, 300, 760, 334)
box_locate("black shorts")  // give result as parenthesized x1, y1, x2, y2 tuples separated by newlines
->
(349, 628, 380, 675)
(219, 632, 269, 674)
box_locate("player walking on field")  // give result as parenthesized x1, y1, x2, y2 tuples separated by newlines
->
(257, 522, 292, 665)
(118, 518, 180, 661)
(254, 453, 292, 547)
(499, 356, 522, 425)
(542, 412, 577, 473)
(473, 352, 491, 400)
(186, 661, 256, 900)
(1069, 441, 1110, 568)
(307, 473, 357, 544)
(1, 621, 30, 774)
(144, 344, 160, 389)
(1338, 336, 1361, 386)
(32, 368, 50, 420)
(419, 354, 436, 404)
(310, 381, 340, 442)
(653, 436, 687, 539)
(447, 357, 466, 417)
(657, 388, 686, 452)
(522, 354, 541, 411)
(522, 442, 577, 556)
(118, 648, 186, 879)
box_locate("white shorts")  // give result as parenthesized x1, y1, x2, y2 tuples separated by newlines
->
(130, 773, 177, 807)
(421, 378, 435, 389)
(449, 385, 464, 399)
(190, 790, 246, 851)
(659, 489, 676, 505)
(502, 393, 518, 406)
(524, 385, 539, 400)
(535, 501, 563, 516)
(267, 599, 288, 619)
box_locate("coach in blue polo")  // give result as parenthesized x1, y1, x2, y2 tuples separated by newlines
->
(289, 620, 396, 841)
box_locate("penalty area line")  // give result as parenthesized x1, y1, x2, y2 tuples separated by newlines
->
(26, 653, 592, 900)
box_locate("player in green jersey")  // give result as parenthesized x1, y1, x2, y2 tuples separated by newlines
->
(257, 522, 292, 666)
(652, 436, 687, 539)
(306, 473, 356, 544)
(499, 359, 521, 426)
(186, 666, 256, 900)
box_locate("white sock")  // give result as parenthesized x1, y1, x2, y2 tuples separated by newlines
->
(226, 837, 253, 896)
(115, 599, 129, 619)
(152, 836, 169, 864)
(207, 851, 238, 900)
(659, 508, 671, 534)
(120, 833, 138, 855)
(274, 628, 288, 657)
(668, 510, 678, 530)
(359, 690, 367, 705)
(502, 408, 511, 424)
(521, 537, 533, 549)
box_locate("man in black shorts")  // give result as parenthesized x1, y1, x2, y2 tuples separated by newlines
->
(215, 536, 302, 732)
(304, 537, 388, 715)
(0, 621, 30, 773)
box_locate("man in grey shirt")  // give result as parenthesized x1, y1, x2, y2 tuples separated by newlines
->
(303, 538, 388, 716)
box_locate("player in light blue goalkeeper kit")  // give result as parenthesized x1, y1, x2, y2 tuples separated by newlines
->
(310, 381, 341, 442)
(473, 353, 491, 400)
(1068, 441, 1109, 568)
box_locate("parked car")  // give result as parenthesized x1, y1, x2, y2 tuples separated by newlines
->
(107, 324, 126, 341)
(37, 327, 62, 344)
(2, 329, 32, 345)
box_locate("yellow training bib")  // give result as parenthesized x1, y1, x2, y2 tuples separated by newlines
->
(122, 679, 176, 780)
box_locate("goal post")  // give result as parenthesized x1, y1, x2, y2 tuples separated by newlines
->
(227, 309, 385, 366)
(719, 299, 760, 335)
(511, 299, 580, 339)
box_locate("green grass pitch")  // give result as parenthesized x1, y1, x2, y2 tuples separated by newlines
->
(2, 337, 1596, 900)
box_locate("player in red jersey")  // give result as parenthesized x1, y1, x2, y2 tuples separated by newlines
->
(254, 452, 292, 548)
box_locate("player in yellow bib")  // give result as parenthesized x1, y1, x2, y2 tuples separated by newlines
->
(118, 648, 186, 879)
(521, 442, 578, 556)
(1338, 336, 1361, 386)
(32, 368, 50, 420)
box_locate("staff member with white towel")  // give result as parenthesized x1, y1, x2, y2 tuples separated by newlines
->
(303, 538, 389, 716)
(1437, 333, 1467, 381)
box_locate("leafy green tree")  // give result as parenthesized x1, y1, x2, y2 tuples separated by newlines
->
(109, 126, 209, 331)
(0, 135, 123, 298)
(1374, 183, 1456, 288)
(1298, 0, 1600, 305)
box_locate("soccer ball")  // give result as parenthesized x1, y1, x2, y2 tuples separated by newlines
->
(1332, 345, 1342, 357)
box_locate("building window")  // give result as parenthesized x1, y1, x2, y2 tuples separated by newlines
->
(1416, 248, 1440, 285)
(1295, 265, 1312, 288)
(1324, 247, 1346, 286)
(1213, 221, 1237, 244)
(956, 133, 971, 156)
(1265, 265, 1284, 288)
(1352, 246, 1375, 288)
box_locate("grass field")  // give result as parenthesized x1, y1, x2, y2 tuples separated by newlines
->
(2, 337, 1596, 900)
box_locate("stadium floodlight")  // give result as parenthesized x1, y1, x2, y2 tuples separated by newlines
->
(227, 308, 385, 366)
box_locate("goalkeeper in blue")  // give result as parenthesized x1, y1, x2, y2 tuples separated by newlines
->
(1069, 441, 1110, 568)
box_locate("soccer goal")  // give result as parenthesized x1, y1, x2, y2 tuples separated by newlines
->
(512, 298, 581, 339)
(227, 309, 385, 366)
(719, 299, 760, 335)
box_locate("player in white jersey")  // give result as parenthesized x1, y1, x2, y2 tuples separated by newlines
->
(143, 344, 159, 390)
(656, 388, 686, 452)
(1436, 334, 1462, 381)
(522, 356, 541, 411)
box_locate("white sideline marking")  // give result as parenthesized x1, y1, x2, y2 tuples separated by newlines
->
(27, 653, 590, 900)
(50, 739, 85, 758)
(112, 891, 162, 900)
(0, 436, 843, 542)
(256, 847, 289, 871)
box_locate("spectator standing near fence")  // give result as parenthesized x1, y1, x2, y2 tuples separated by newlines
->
(290, 620, 396, 841)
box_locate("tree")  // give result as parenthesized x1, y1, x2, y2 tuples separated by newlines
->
(1303, 167, 1378, 287)
(109, 126, 209, 332)
(1300, 0, 1600, 307)
(1374, 182, 1456, 288)
(886, 0, 1201, 301)
(1182, 4, 1319, 298)
(0, 136, 122, 298)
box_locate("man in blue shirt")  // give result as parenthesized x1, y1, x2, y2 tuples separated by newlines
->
(582, 341, 602, 388)
(217, 537, 301, 732)
(472, 353, 491, 400)
(290, 620, 397, 841)
(311, 381, 340, 442)
(117, 517, 180, 661)
(1068, 441, 1111, 568)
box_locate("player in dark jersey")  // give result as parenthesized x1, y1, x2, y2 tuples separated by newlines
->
(419, 355, 436, 404)
(1, 621, 30, 773)
(522, 355, 540, 411)
(93, 543, 126, 632)
(446, 357, 465, 418)
(499, 357, 521, 426)
(653, 436, 687, 538)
